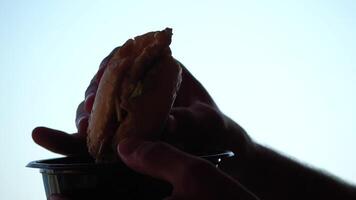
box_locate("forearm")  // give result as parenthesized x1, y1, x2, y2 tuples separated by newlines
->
(227, 143, 356, 200)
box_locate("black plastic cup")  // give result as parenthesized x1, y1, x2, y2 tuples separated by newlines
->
(27, 151, 234, 200)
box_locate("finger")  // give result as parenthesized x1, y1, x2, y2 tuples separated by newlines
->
(163, 107, 195, 143)
(84, 77, 98, 100)
(84, 92, 95, 113)
(32, 127, 87, 155)
(75, 101, 89, 135)
(173, 62, 217, 108)
(117, 138, 215, 186)
(163, 103, 226, 153)
(117, 138, 259, 200)
(84, 67, 99, 99)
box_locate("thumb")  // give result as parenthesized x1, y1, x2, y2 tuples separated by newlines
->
(117, 138, 209, 185)
(117, 138, 260, 200)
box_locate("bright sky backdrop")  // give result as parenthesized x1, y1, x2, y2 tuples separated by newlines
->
(0, 0, 355, 199)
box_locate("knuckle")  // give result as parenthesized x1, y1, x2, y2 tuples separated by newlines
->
(171, 108, 196, 130)
(75, 102, 89, 121)
(195, 102, 226, 130)
(76, 101, 85, 115)
(85, 82, 98, 97)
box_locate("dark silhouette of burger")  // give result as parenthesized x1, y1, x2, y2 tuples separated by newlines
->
(87, 28, 182, 162)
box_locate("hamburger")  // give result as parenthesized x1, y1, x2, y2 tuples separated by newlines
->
(87, 28, 182, 161)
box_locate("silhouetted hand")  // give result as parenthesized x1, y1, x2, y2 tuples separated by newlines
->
(33, 46, 254, 160)
(32, 47, 256, 185)
(47, 138, 259, 200)
(117, 138, 259, 200)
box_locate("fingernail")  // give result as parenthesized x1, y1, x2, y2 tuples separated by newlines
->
(84, 93, 95, 112)
(117, 138, 143, 158)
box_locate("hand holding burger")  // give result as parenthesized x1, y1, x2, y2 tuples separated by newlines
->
(32, 28, 259, 200)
